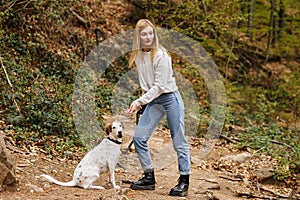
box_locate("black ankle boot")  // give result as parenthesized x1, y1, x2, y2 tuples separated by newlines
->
(169, 175, 189, 197)
(130, 170, 155, 190)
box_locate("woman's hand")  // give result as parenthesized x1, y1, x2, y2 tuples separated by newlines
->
(128, 102, 139, 114)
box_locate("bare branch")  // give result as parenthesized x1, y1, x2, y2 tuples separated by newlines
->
(270, 139, 296, 153)
(69, 8, 87, 25)
(0, 54, 22, 115)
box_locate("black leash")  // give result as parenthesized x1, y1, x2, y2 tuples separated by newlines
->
(123, 105, 147, 154)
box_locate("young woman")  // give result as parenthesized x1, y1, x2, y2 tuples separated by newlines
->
(127, 19, 191, 197)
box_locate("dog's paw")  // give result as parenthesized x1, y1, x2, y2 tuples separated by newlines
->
(90, 185, 105, 190)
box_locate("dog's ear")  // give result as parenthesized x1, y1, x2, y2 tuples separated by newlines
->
(106, 124, 112, 135)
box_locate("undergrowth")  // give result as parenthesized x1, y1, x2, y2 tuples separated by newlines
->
(225, 81, 299, 180)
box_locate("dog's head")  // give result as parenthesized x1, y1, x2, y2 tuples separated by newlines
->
(106, 121, 123, 144)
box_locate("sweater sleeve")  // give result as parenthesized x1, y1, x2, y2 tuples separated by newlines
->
(133, 53, 173, 107)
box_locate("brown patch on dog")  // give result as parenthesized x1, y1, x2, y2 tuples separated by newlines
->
(105, 124, 112, 135)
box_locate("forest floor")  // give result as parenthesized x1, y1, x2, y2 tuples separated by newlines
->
(0, 115, 299, 200)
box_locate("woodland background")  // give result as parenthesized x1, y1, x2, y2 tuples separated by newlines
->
(0, 0, 299, 186)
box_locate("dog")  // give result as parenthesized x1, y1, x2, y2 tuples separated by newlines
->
(40, 121, 123, 190)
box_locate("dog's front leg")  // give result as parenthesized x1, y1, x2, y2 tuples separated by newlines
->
(108, 165, 120, 189)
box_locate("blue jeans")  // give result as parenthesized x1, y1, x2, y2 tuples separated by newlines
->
(133, 90, 190, 175)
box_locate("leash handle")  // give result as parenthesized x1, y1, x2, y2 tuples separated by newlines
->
(135, 104, 147, 125)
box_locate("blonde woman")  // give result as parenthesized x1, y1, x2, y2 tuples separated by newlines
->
(127, 19, 190, 197)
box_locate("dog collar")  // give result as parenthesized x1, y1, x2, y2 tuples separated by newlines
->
(108, 137, 122, 144)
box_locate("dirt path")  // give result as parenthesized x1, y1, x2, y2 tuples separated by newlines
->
(0, 115, 298, 200)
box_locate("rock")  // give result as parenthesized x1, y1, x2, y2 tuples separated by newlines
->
(206, 183, 221, 190)
(64, 151, 73, 159)
(27, 184, 44, 193)
(43, 182, 51, 189)
(196, 190, 219, 200)
(256, 167, 275, 183)
(198, 179, 221, 191)
(220, 152, 252, 163)
(0, 130, 16, 189)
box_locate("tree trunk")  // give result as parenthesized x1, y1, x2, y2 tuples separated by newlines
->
(238, 0, 246, 28)
(148, 0, 152, 10)
(247, 0, 254, 41)
(266, 0, 275, 52)
(278, 0, 285, 39)
(272, 15, 277, 46)
(0, 131, 16, 190)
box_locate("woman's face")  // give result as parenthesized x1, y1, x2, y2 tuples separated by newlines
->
(140, 26, 154, 49)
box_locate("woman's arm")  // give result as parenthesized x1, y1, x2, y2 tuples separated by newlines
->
(133, 53, 174, 107)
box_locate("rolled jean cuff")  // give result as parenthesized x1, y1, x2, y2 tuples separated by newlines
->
(180, 171, 190, 176)
(144, 168, 154, 173)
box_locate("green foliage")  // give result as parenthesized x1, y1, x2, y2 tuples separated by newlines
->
(0, 32, 76, 136)
(0, 0, 83, 151)
(237, 124, 299, 180)
(147, 0, 241, 62)
(270, 70, 300, 123)
(224, 77, 299, 180)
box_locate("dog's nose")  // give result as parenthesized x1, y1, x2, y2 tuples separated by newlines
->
(118, 131, 122, 138)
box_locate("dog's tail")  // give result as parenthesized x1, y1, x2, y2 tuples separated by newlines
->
(40, 174, 77, 187)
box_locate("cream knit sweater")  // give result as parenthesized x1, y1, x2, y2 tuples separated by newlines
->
(133, 48, 178, 107)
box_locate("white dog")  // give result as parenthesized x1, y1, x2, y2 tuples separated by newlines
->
(41, 121, 123, 190)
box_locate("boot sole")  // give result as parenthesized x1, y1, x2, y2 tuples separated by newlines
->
(169, 191, 188, 197)
(130, 184, 155, 190)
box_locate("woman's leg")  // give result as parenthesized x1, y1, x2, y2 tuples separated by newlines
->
(160, 91, 190, 197)
(133, 104, 165, 172)
(159, 91, 190, 175)
(131, 104, 165, 190)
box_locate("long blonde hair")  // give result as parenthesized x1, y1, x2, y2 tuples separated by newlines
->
(129, 19, 160, 67)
